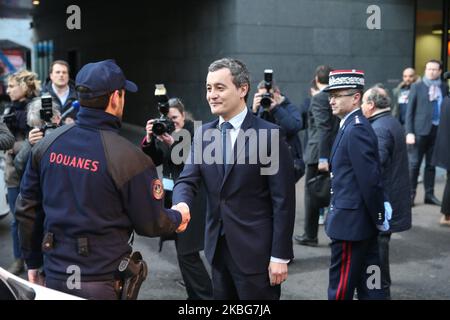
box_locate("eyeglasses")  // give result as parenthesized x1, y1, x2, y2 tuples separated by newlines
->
(328, 92, 356, 101)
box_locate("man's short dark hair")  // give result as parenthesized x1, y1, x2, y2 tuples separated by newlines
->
(257, 79, 279, 92)
(366, 87, 391, 110)
(208, 58, 251, 102)
(77, 86, 122, 109)
(49, 60, 70, 74)
(427, 59, 443, 70)
(315, 65, 333, 85)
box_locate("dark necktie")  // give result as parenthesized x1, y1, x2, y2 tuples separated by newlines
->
(220, 121, 233, 174)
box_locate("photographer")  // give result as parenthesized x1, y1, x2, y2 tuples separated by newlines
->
(251, 78, 305, 182)
(4, 70, 39, 275)
(142, 98, 212, 300)
(14, 98, 61, 179)
(0, 123, 15, 150)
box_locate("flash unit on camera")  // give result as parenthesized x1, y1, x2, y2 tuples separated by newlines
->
(154, 84, 167, 96)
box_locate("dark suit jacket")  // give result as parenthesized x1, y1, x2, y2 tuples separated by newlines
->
(325, 109, 385, 241)
(369, 111, 411, 233)
(405, 81, 448, 136)
(432, 96, 450, 170)
(173, 111, 296, 274)
(304, 91, 339, 164)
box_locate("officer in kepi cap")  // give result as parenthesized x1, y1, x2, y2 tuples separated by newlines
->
(323, 70, 391, 300)
(15, 59, 190, 300)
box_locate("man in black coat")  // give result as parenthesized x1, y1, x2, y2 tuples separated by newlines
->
(42, 60, 78, 123)
(362, 86, 412, 298)
(405, 59, 448, 206)
(295, 65, 339, 246)
(432, 94, 450, 226)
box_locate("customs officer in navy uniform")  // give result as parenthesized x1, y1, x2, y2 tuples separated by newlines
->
(324, 70, 390, 300)
(15, 60, 190, 299)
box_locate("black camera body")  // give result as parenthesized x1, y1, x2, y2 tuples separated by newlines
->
(2, 106, 18, 131)
(260, 69, 273, 110)
(152, 84, 175, 136)
(39, 94, 58, 135)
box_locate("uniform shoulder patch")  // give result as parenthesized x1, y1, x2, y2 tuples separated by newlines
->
(354, 115, 362, 125)
(152, 179, 164, 200)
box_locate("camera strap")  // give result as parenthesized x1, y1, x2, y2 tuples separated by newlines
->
(31, 124, 76, 170)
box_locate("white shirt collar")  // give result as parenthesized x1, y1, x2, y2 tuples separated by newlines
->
(340, 108, 360, 128)
(52, 83, 70, 105)
(219, 106, 248, 130)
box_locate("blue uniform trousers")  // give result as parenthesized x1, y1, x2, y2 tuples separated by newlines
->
(328, 235, 388, 300)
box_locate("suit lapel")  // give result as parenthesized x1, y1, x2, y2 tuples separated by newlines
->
(330, 128, 345, 162)
(202, 119, 224, 179)
(330, 109, 362, 162)
(221, 111, 254, 188)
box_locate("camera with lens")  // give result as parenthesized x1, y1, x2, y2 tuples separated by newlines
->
(152, 84, 175, 136)
(260, 69, 274, 110)
(2, 105, 18, 132)
(39, 94, 58, 135)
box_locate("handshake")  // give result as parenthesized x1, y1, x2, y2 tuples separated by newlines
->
(172, 202, 191, 233)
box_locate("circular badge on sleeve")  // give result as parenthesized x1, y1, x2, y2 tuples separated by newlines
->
(152, 179, 164, 200)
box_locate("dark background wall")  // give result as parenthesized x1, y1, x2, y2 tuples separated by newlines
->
(32, 0, 415, 126)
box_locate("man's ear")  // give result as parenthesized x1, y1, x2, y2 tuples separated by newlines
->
(240, 84, 249, 99)
(110, 90, 122, 108)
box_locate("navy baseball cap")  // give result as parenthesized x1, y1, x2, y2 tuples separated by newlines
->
(75, 59, 138, 99)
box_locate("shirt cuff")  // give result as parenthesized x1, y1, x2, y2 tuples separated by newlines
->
(319, 158, 329, 163)
(270, 257, 290, 264)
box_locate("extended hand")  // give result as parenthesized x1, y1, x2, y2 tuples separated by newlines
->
(28, 268, 45, 286)
(252, 94, 262, 113)
(406, 133, 415, 145)
(318, 161, 329, 172)
(29, 128, 44, 146)
(268, 261, 288, 286)
(156, 133, 175, 146)
(145, 119, 156, 143)
(172, 202, 191, 233)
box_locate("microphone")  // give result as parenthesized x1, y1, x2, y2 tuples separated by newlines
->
(60, 100, 80, 121)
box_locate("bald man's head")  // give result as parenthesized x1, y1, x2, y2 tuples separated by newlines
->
(403, 68, 416, 86)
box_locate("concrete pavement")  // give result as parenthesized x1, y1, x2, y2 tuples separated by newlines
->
(1, 161, 449, 299)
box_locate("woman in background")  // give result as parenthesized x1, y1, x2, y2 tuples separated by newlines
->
(142, 98, 212, 300)
(4, 70, 39, 274)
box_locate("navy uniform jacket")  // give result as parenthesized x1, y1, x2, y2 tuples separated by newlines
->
(15, 107, 181, 281)
(325, 109, 385, 241)
(173, 111, 296, 275)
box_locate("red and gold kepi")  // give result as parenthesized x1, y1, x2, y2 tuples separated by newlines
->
(323, 69, 365, 92)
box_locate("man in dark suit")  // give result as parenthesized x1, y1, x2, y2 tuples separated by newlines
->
(324, 70, 389, 300)
(405, 59, 448, 206)
(172, 58, 296, 300)
(362, 85, 412, 299)
(295, 65, 339, 246)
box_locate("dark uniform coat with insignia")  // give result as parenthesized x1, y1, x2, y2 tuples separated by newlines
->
(325, 109, 385, 241)
(15, 107, 182, 281)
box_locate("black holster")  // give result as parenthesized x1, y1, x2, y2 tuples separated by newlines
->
(116, 251, 148, 300)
